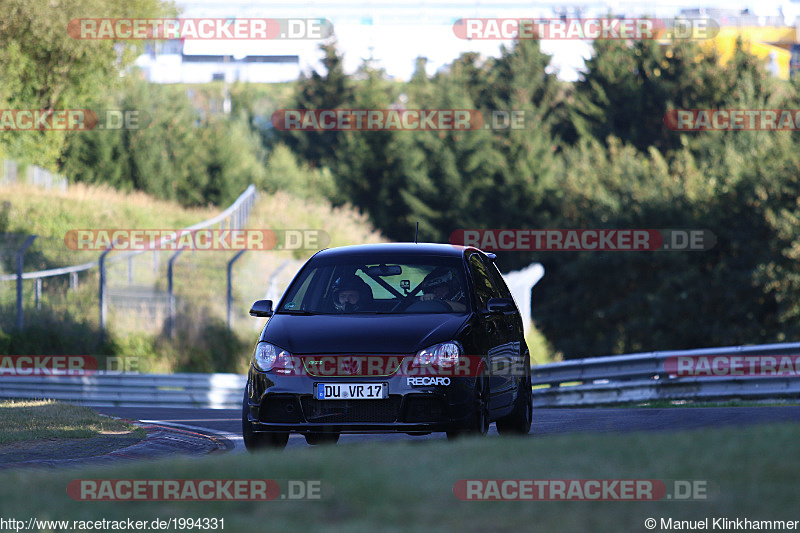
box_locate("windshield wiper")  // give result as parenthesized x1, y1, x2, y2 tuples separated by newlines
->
(276, 309, 317, 315)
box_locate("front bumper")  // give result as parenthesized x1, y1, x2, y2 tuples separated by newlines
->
(245, 366, 477, 434)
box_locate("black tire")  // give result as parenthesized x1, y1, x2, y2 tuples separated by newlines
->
(305, 432, 340, 445)
(496, 376, 532, 436)
(447, 375, 489, 439)
(242, 391, 289, 451)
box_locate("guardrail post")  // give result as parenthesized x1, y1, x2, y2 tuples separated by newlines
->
(168, 250, 183, 339)
(99, 248, 112, 343)
(15, 235, 37, 329)
(35, 278, 41, 310)
(227, 250, 247, 329)
(70, 272, 78, 290)
(128, 256, 134, 283)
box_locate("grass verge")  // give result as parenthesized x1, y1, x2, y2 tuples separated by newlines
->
(0, 400, 144, 444)
(0, 423, 796, 531)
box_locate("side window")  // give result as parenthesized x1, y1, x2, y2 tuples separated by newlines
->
(469, 254, 497, 309)
(484, 257, 513, 300)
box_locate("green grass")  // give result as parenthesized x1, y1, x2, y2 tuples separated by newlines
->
(0, 400, 143, 443)
(0, 423, 797, 531)
(0, 182, 219, 240)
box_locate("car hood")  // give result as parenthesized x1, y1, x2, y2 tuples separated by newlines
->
(262, 313, 470, 354)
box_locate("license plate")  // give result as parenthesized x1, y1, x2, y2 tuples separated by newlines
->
(315, 383, 387, 400)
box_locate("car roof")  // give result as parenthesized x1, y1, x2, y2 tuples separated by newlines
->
(313, 242, 474, 259)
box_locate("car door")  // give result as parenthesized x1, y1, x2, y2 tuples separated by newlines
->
(467, 252, 514, 410)
(484, 255, 526, 390)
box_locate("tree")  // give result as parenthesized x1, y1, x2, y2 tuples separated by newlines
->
(279, 41, 353, 170)
(331, 60, 425, 237)
(61, 77, 210, 206)
(200, 113, 267, 206)
(567, 37, 770, 154)
(0, 0, 170, 168)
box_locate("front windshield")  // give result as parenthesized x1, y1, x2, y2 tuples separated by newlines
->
(278, 254, 469, 314)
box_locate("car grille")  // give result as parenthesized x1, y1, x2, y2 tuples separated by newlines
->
(301, 355, 408, 377)
(300, 396, 402, 423)
(403, 396, 446, 423)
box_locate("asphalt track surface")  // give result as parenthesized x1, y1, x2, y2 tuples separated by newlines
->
(95, 405, 800, 451)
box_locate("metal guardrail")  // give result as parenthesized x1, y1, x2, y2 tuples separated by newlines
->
(532, 341, 800, 406)
(3, 342, 800, 409)
(0, 373, 247, 409)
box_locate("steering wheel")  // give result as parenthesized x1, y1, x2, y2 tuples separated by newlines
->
(390, 297, 414, 312)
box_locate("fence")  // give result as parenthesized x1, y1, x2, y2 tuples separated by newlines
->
(0, 159, 68, 191)
(3, 342, 799, 409)
(0, 185, 257, 336)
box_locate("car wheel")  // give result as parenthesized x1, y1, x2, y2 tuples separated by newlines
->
(242, 391, 289, 451)
(496, 376, 532, 435)
(305, 431, 340, 445)
(447, 375, 489, 439)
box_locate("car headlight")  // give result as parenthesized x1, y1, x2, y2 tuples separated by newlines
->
(413, 341, 462, 368)
(252, 342, 294, 373)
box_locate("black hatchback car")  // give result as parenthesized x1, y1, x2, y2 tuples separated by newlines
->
(242, 243, 532, 450)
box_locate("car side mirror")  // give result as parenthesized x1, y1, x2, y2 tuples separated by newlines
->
(486, 297, 515, 314)
(249, 300, 273, 317)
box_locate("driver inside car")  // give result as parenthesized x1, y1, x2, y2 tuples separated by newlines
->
(331, 274, 373, 313)
(419, 268, 466, 312)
